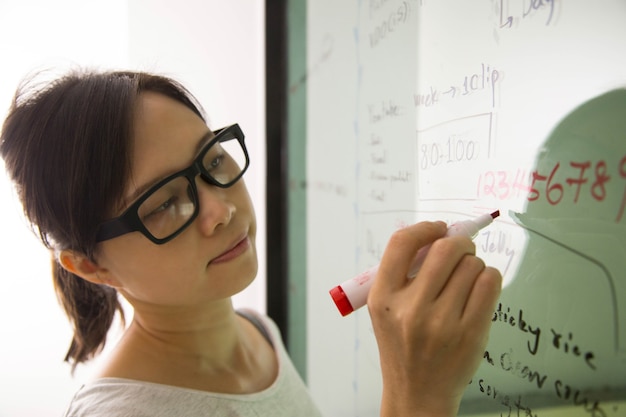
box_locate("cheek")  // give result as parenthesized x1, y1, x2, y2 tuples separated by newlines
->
(236, 182, 257, 228)
(117, 259, 206, 306)
(97, 239, 201, 303)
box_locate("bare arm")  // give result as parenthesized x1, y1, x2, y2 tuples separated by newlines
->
(368, 221, 502, 417)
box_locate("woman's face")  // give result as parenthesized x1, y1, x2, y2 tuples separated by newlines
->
(94, 92, 257, 308)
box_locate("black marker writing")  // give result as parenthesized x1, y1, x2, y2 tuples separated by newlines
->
(493, 303, 542, 355)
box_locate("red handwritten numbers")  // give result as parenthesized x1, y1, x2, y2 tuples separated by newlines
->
(528, 162, 563, 205)
(477, 168, 531, 200)
(477, 156, 626, 223)
(528, 158, 623, 222)
(565, 161, 591, 203)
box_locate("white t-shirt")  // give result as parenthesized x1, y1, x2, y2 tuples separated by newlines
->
(63, 310, 322, 417)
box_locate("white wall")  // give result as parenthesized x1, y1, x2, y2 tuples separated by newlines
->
(0, 1, 265, 416)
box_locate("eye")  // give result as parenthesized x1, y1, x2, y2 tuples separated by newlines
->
(202, 142, 228, 173)
(143, 196, 178, 220)
(207, 153, 225, 171)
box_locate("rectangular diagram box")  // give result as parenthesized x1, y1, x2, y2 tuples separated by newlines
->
(417, 112, 493, 201)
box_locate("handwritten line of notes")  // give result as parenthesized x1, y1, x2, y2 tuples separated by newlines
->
(498, 0, 557, 29)
(415, 63, 501, 109)
(471, 302, 609, 417)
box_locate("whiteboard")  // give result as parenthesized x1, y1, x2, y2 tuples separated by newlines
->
(306, 1, 626, 416)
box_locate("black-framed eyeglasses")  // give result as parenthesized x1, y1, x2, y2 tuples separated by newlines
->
(95, 123, 249, 244)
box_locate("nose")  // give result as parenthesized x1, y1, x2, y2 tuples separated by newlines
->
(194, 178, 235, 234)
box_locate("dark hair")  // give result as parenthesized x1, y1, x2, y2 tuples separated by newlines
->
(0, 69, 205, 372)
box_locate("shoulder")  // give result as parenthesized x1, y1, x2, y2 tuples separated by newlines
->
(63, 379, 154, 417)
(63, 378, 220, 417)
(236, 308, 282, 344)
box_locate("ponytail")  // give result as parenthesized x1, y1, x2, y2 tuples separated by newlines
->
(51, 257, 125, 373)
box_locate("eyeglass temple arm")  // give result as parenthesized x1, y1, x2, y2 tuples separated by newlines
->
(95, 218, 136, 242)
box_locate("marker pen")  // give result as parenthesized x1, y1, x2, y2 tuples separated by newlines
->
(329, 210, 500, 316)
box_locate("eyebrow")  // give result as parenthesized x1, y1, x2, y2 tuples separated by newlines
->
(122, 130, 215, 207)
(194, 130, 215, 153)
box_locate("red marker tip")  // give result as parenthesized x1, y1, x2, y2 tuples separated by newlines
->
(490, 210, 500, 219)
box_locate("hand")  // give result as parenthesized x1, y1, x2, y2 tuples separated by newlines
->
(368, 221, 502, 417)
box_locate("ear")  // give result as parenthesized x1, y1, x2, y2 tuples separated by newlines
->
(58, 250, 121, 288)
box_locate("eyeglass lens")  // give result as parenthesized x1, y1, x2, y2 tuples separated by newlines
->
(136, 137, 246, 240)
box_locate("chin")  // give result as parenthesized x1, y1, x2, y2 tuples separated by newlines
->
(230, 252, 259, 296)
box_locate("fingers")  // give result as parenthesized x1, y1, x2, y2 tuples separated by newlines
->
(435, 251, 487, 319)
(371, 219, 503, 328)
(416, 237, 502, 323)
(462, 266, 502, 327)
(412, 236, 477, 301)
(375, 221, 447, 292)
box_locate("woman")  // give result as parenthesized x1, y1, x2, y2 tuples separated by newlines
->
(0, 69, 501, 416)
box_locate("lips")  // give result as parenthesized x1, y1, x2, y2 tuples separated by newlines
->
(210, 235, 250, 264)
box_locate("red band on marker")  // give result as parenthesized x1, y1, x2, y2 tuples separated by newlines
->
(329, 286, 354, 317)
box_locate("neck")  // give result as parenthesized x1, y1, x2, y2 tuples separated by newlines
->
(98, 298, 277, 394)
(128, 298, 245, 364)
